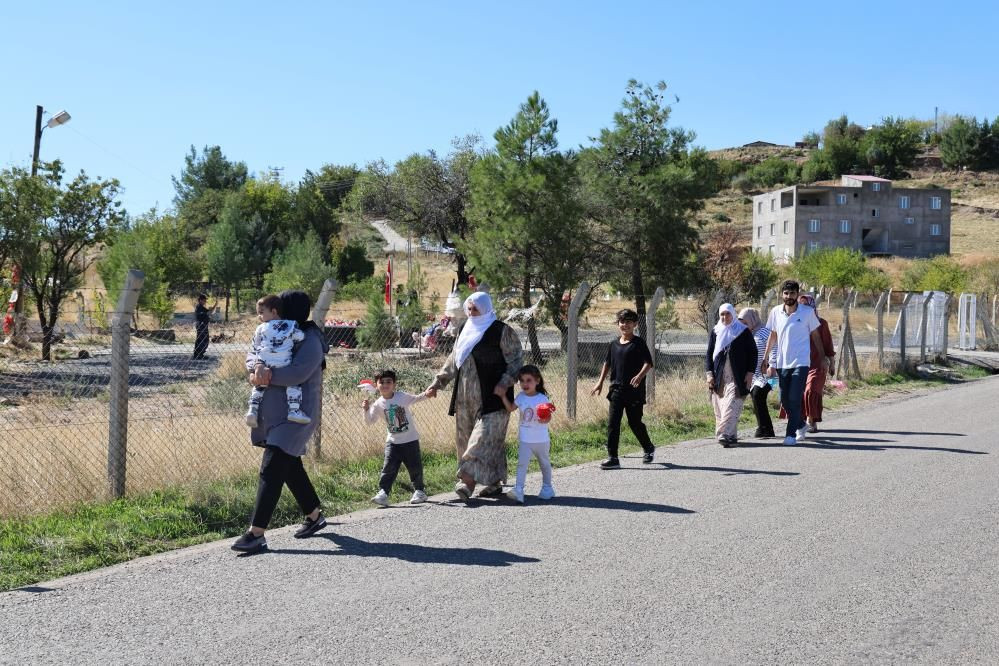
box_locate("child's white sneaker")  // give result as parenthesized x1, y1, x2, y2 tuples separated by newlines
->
(505, 488, 525, 504)
(287, 410, 311, 425)
(410, 490, 428, 504)
(371, 489, 390, 507)
(537, 485, 557, 500)
(244, 411, 258, 428)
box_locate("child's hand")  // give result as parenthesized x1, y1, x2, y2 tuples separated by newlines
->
(361, 399, 370, 411)
(493, 384, 508, 398)
(425, 387, 438, 399)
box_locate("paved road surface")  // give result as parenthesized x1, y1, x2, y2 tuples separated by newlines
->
(2, 378, 998, 664)
(371, 219, 410, 254)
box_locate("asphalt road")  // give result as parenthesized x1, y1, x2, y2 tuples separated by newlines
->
(2, 378, 998, 664)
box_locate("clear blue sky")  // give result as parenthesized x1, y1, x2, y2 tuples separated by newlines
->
(3, 0, 997, 215)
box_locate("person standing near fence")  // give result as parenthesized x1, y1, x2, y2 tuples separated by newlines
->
(425, 291, 523, 501)
(762, 280, 824, 446)
(232, 290, 331, 554)
(192, 293, 210, 360)
(705, 304, 757, 447)
(590, 308, 656, 469)
(738, 307, 776, 439)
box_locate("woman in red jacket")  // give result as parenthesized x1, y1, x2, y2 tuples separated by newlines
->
(799, 294, 835, 433)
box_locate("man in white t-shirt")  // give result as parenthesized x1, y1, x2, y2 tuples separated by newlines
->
(762, 280, 824, 445)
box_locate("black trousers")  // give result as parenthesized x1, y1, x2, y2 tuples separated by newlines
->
(750, 384, 776, 436)
(193, 326, 209, 359)
(606, 395, 655, 458)
(250, 446, 322, 529)
(378, 440, 425, 493)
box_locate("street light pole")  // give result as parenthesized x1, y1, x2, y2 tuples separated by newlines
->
(5, 105, 70, 347)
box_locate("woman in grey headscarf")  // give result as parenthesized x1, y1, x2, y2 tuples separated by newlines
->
(705, 303, 757, 447)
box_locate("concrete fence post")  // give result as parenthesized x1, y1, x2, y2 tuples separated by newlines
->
(919, 293, 931, 364)
(899, 293, 914, 370)
(108, 269, 144, 499)
(874, 291, 888, 370)
(940, 294, 952, 361)
(566, 281, 590, 421)
(310, 278, 338, 460)
(645, 287, 665, 404)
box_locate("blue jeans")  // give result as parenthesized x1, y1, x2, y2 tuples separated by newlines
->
(778, 367, 809, 438)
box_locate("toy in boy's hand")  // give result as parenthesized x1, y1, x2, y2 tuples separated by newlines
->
(536, 402, 556, 424)
(357, 379, 378, 394)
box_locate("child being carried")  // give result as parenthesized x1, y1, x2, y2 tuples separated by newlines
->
(244, 294, 311, 428)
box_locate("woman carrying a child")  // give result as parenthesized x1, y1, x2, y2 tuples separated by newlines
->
(426, 291, 523, 501)
(231, 290, 331, 554)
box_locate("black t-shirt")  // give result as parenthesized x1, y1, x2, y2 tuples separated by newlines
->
(605, 335, 653, 397)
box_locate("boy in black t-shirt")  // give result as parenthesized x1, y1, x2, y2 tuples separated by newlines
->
(590, 309, 656, 469)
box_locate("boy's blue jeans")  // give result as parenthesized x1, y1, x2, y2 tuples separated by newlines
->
(778, 367, 809, 438)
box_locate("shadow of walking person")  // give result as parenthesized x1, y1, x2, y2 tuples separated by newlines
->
(538, 496, 696, 514)
(272, 532, 541, 567)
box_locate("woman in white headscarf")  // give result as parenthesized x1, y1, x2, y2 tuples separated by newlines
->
(705, 303, 757, 447)
(426, 291, 523, 500)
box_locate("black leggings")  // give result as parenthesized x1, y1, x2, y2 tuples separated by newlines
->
(250, 446, 322, 529)
(750, 384, 776, 436)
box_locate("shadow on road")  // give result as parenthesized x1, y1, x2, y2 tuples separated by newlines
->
(646, 462, 800, 477)
(540, 495, 696, 514)
(819, 428, 967, 437)
(269, 533, 541, 567)
(740, 438, 987, 455)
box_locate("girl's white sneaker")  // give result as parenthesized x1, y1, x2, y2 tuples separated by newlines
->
(371, 489, 390, 506)
(410, 490, 428, 504)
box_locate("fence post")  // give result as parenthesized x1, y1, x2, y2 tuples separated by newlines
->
(108, 269, 144, 499)
(310, 278, 338, 460)
(645, 287, 665, 404)
(899, 293, 914, 370)
(919, 293, 931, 364)
(566, 281, 590, 421)
(940, 294, 952, 362)
(874, 291, 888, 370)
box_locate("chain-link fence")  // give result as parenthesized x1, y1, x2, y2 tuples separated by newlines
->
(2, 275, 996, 518)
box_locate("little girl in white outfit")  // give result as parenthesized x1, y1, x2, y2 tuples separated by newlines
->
(500, 365, 556, 504)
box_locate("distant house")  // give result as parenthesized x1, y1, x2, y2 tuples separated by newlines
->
(742, 141, 780, 148)
(751, 175, 951, 260)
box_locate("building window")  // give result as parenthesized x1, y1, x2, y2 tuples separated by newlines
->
(783, 220, 789, 234)
(783, 249, 791, 259)
(904, 217, 915, 225)
(836, 193, 848, 205)
(899, 195, 910, 209)
(757, 202, 763, 214)
(872, 182, 882, 192)
(930, 224, 942, 236)
(770, 223, 775, 236)
(770, 198, 775, 212)
(757, 226, 762, 239)
(930, 196, 942, 210)
(839, 219, 851, 233)
(808, 219, 820, 233)
(768, 245, 775, 256)
(871, 208, 879, 218)
(808, 241, 820, 251)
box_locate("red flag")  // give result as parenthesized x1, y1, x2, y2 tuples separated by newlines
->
(384, 257, 392, 305)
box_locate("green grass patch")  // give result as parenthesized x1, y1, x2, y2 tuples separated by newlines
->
(0, 364, 985, 592)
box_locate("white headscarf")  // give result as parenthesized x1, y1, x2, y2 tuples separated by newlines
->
(713, 303, 747, 361)
(453, 291, 498, 368)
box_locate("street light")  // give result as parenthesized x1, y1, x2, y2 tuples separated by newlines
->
(4, 105, 71, 347)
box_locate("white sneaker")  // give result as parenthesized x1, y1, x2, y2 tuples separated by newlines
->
(537, 485, 556, 500)
(783, 436, 797, 446)
(796, 426, 808, 443)
(244, 411, 258, 428)
(505, 488, 525, 504)
(410, 490, 427, 504)
(287, 410, 312, 425)
(371, 489, 389, 507)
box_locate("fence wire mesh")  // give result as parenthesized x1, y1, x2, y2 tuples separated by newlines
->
(1, 283, 992, 518)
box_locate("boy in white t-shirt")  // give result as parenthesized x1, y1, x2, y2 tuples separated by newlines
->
(762, 280, 824, 445)
(499, 365, 556, 504)
(362, 369, 431, 505)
